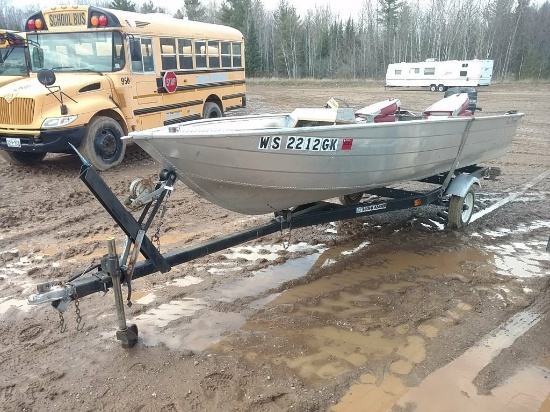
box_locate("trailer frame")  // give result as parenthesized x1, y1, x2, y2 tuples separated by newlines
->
(28, 162, 493, 347)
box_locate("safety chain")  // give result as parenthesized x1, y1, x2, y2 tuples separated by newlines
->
(279, 217, 292, 250)
(151, 189, 172, 253)
(75, 295, 84, 331)
(59, 312, 67, 333)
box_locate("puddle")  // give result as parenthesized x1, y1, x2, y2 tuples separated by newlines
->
(331, 303, 550, 412)
(214, 248, 490, 384)
(120, 241, 374, 350)
(222, 242, 320, 262)
(392, 304, 550, 412)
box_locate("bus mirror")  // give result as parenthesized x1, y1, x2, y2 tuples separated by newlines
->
(37, 69, 56, 87)
(32, 46, 44, 68)
(130, 39, 142, 61)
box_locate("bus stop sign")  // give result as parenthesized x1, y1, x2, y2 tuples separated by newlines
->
(163, 71, 178, 93)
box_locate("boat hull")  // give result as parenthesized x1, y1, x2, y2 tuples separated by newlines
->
(129, 112, 523, 215)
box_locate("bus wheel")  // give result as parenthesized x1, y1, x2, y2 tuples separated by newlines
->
(0, 150, 47, 165)
(203, 102, 222, 119)
(429, 84, 437, 92)
(437, 84, 445, 92)
(80, 116, 126, 171)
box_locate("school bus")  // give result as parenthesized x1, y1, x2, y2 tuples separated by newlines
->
(0, 30, 29, 87)
(0, 6, 246, 170)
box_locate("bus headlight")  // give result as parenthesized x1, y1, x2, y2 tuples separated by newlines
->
(42, 115, 78, 128)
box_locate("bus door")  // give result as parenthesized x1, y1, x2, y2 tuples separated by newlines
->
(129, 36, 160, 130)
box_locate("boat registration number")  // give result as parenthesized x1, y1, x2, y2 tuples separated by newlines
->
(258, 136, 338, 151)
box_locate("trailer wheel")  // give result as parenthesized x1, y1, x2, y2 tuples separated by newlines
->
(203, 102, 222, 119)
(437, 84, 445, 92)
(448, 188, 475, 229)
(339, 192, 363, 205)
(0, 150, 47, 165)
(430, 84, 437, 92)
(79, 116, 126, 171)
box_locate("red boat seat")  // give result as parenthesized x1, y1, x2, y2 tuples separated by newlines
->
(424, 93, 471, 118)
(355, 98, 401, 123)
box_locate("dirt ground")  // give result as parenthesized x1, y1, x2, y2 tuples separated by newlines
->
(1, 81, 550, 412)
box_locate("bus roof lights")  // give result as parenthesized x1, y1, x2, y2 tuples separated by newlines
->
(35, 19, 44, 30)
(27, 20, 36, 30)
(90, 15, 108, 27)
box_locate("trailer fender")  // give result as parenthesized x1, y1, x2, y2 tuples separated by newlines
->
(445, 174, 481, 197)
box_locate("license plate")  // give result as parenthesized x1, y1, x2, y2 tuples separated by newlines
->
(6, 138, 21, 148)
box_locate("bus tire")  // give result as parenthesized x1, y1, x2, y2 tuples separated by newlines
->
(0, 150, 47, 165)
(430, 84, 437, 92)
(437, 84, 445, 92)
(203, 102, 222, 119)
(80, 116, 126, 171)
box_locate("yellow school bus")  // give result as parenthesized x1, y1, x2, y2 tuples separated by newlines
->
(0, 30, 29, 87)
(0, 6, 245, 170)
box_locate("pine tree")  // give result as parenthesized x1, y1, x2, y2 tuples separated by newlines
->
(185, 0, 206, 21)
(110, 0, 137, 12)
(245, 17, 261, 76)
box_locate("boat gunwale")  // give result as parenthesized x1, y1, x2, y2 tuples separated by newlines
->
(127, 111, 524, 140)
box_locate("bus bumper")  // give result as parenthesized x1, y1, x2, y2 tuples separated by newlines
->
(0, 126, 86, 153)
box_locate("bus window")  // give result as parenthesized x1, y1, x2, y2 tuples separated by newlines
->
(195, 40, 206, 68)
(142, 38, 155, 72)
(160, 37, 177, 70)
(131, 37, 154, 73)
(178, 39, 193, 69)
(208, 41, 220, 68)
(28, 31, 125, 72)
(232, 42, 242, 67)
(221, 42, 231, 68)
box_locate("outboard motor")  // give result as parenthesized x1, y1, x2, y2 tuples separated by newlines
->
(444, 87, 479, 113)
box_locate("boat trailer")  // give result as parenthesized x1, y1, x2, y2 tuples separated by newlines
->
(27, 162, 495, 348)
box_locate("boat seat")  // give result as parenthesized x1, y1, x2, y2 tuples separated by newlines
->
(424, 93, 471, 118)
(286, 108, 356, 127)
(355, 98, 401, 123)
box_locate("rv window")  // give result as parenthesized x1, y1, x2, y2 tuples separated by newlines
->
(394, 69, 401, 75)
(409, 68, 419, 74)
(424, 67, 435, 75)
(460, 70, 467, 76)
(462, 63, 468, 67)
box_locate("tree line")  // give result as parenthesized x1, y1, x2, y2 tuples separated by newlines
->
(1, 0, 548, 80)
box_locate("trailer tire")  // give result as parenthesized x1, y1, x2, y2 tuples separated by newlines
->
(339, 192, 363, 205)
(448, 188, 475, 229)
(79, 116, 126, 171)
(0, 150, 47, 165)
(203, 102, 222, 119)
(437, 84, 445, 92)
(430, 84, 437, 92)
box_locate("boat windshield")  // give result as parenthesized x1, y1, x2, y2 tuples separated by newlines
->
(0, 46, 28, 76)
(27, 31, 125, 73)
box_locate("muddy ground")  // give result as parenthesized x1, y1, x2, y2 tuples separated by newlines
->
(1, 81, 550, 412)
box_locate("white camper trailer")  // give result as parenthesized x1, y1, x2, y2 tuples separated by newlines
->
(385, 59, 493, 91)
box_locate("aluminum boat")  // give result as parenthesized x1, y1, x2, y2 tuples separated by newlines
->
(127, 94, 524, 215)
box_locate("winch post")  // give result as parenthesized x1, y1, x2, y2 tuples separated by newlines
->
(102, 236, 138, 348)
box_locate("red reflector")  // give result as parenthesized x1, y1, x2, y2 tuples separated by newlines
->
(99, 15, 107, 26)
(28, 19, 36, 30)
